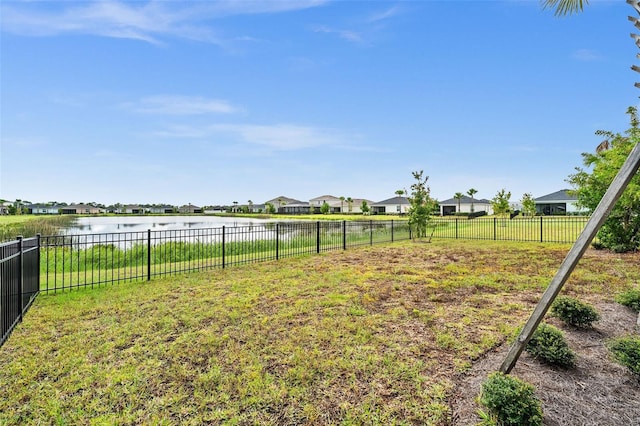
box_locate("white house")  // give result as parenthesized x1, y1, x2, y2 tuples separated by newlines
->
(535, 189, 583, 215)
(438, 195, 493, 216)
(26, 204, 60, 214)
(371, 196, 410, 215)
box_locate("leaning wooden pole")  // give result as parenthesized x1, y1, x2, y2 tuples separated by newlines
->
(500, 140, 640, 374)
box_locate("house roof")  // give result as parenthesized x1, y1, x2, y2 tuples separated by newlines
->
(535, 189, 577, 202)
(265, 196, 303, 205)
(372, 196, 410, 206)
(309, 195, 341, 202)
(439, 196, 491, 205)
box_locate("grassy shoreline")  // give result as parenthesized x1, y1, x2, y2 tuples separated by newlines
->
(2, 240, 638, 424)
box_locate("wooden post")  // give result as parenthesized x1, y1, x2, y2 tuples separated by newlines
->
(500, 140, 640, 374)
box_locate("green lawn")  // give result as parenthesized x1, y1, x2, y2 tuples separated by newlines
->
(1, 240, 637, 425)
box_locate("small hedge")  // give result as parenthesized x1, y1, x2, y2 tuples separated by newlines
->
(615, 288, 640, 312)
(479, 372, 543, 426)
(526, 323, 576, 368)
(551, 296, 600, 328)
(608, 335, 640, 375)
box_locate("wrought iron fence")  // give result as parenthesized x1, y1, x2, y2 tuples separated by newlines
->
(1, 236, 40, 347)
(430, 216, 590, 243)
(40, 220, 412, 293)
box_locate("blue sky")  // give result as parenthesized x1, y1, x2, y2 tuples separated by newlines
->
(1, 0, 637, 207)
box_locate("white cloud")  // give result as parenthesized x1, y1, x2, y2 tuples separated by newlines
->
(312, 25, 363, 43)
(125, 95, 241, 115)
(572, 49, 602, 61)
(0, 0, 327, 44)
(367, 6, 400, 23)
(151, 122, 371, 152)
(212, 123, 340, 150)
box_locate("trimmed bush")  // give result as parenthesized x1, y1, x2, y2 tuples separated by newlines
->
(479, 372, 543, 426)
(551, 296, 600, 328)
(526, 323, 576, 368)
(608, 335, 640, 375)
(615, 288, 640, 312)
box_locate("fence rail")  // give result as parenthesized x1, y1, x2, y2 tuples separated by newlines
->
(1, 236, 40, 347)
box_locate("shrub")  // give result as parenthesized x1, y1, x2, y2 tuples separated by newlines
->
(551, 296, 600, 328)
(608, 336, 640, 375)
(615, 288, 640, 312)
(526, 323, 575, 367)
(479, 372, 543, 426)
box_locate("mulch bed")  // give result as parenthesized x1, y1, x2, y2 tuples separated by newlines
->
(449, 302, 640, 425)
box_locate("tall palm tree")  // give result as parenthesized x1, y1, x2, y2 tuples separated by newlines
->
(395, 189, 405, 197)
(340, 196, 345, 213)
(346, 197, 353, 213)
(453, 192, 464, 213)
(248, 200, 253, 213)
(467, 188, 478, 213)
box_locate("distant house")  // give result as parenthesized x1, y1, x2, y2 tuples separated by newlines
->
(371, 197, 411, 215)
(265, 196, 307, 214)
(148, 205, 175, 214)
(26, 204, 60, 215)
(309, 195, 342, 213)
(535, 189, 583, 215)
(438, 196, 493, 216)
(178, 204, 203, 214)
(60, 204, 103, 214)
(204, 206, 226, 214)
(124, 205, 146, 214)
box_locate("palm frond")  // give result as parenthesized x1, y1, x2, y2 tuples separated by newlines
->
(542, 0, 588, 16)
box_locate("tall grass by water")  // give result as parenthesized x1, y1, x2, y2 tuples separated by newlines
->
(0, 215, 77, 242)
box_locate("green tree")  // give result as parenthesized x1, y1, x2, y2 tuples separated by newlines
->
(346, 197, 353, 213)
(360, 200, 370, 215)
(340, 196, 345, 213)
(491, 189, 511, 222)
(395, 189, 405, 197)
(408, 171, 436, 238)
(521, 193, 536, 217)
(568, 107, 640, 252)
(453, 192, 464, 213)
(248, 200, 253, 213)
(467, 188, 478, 213)
(320, 201, 330, 214)
(265, 202, 276, 214)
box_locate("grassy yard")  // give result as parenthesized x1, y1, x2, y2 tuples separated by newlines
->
(1, 240, 638, 425)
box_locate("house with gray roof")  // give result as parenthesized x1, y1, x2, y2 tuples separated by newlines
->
(371, 196, 410, 215)
(438, 195, 493, 216)
(535, 189, 583, 215)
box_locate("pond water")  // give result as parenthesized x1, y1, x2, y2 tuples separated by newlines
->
(62, 215, 281, 235)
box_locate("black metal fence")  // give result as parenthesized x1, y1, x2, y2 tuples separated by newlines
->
(430, 216, 590, 243)
(1, 236, 40, 347)
(40, 220, 412, 293)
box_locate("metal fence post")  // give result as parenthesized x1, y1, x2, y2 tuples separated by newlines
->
(222, 226, 226, 268)
(370, 220, 373, 245)
(455, 218, 459, 239)
(36, 234, 41, 295)
(316, 221, 320, 254)
(540, 216, 543, 243)
(276, 223, 279, 260)
(343, 221, 347, 250)
(391, 220, 394, 242)
(147, 229, 151, 281)
(493, 218, 497, 241)
(17, 236, 23, 322)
